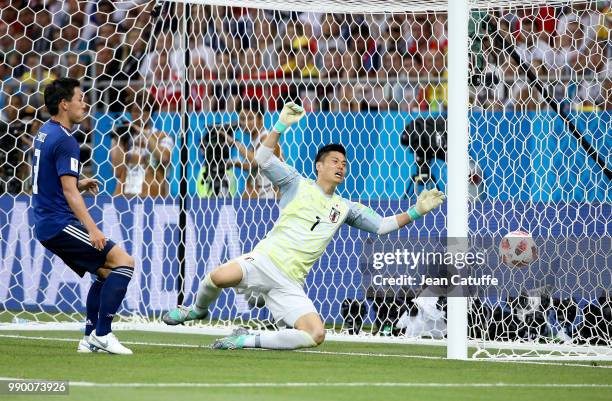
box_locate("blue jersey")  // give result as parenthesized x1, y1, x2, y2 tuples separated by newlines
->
(31, 119, 81, 241)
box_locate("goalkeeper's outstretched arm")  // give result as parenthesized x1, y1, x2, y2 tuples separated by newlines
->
(346, 189, 446, 235)
(254, 102, 306, 194)
(258, 102, 305, 153)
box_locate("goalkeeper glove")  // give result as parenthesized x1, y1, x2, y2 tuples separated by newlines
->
(273, 102, 306, 134)
(408, 189, 445, 220)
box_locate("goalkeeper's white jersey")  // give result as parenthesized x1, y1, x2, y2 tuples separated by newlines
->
(253, 151, 383, 283)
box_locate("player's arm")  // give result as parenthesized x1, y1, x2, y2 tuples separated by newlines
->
(55, 137, 106, 250)
(61, 176, 105, 250)
(254, 102, 306, 192)
(77, 177, 100, 194)
(346, 189, 445, 234)
(259, 102, 305, 154)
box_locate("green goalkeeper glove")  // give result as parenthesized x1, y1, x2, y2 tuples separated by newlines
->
(408, 189, 446, 220)
(274, 102, 306, 134)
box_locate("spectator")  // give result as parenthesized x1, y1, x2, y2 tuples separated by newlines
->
(226, 99, 282, 199)
(384, 18, 409, 54)
(117, 29, 148, 81)
(290, 36, 319, 78)
(93, 42, 125, 112)
(573, 40, 610, 111)
(430, 12, 447, 51)
(407, 14, 432, 55)
(343, 23, 381, 78)
(251, 11, 279, 71)
(545, 14, 585, 75)
(319, 45, 344, 80)
(114, 27, 150, 108)
(111, 92, 173, 197)
(558, 2, 603, 45)
(223, 7, 256, 52)
(364, 13, 392, 41)
(149, 50, 182, 112)
(0, 95, 31, 194)
(278, 18, 303, 59)
(97, 22, 122, 50)
(516, 17, 552, 74)
(57, 23, 86, 54)
(196, 123, 237, 198)
(385, 50, 420, 112)
(62, 51, 88, 80)
(81, 0, 116, 44)
(420, 45, 447, 112)
(0, 20, 13, 52)
(188, 57, 215, 112)
(110, 120, 144, 198)
(31, 7, 54, 53)
(472, 41, 506, 111)
(299, 11, 324, 38)
(212, 50, 238, 112)
(18, 52, 57, 86)
(192, 36, 217, 74)
(316, 14, 346, 69)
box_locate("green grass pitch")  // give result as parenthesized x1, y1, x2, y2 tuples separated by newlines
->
(0, 330, 610, 401)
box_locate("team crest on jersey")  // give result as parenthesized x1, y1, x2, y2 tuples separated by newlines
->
(329, 204, 341, 223)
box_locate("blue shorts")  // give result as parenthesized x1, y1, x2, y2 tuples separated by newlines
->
(40, 223, 116, 277)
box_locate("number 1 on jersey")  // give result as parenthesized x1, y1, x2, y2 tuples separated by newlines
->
(310, 216, 321, 231)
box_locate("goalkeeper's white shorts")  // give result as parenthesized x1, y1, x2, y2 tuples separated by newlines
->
(236, 252, 317, 327)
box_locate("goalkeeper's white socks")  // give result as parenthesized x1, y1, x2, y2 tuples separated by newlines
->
(242, 329, 317, 350)
(193, 273, 221, 315)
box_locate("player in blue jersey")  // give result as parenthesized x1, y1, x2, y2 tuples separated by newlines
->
(32, 78, 135, 355)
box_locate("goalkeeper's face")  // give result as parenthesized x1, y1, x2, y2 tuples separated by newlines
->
(317, 151, 347, 185)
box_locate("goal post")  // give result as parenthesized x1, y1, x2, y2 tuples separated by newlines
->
(0, 0, 610, 361)
(446, 0, 470, 360)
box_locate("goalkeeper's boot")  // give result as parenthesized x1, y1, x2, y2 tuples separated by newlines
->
(162, 305, 208, 326)
(211, 327, 251, 350)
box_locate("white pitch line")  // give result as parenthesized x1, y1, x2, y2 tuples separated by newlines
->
(1, 333, 611, 370)
(297, 349, 442, 360)
(0, 377, 610, 389)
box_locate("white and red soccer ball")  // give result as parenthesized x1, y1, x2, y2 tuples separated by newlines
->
(499, 230, 538, 267)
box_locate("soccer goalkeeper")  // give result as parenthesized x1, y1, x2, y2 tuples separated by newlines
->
(163, 103, 445, 350)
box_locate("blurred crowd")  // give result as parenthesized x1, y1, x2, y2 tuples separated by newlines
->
(0, 0, 609, 196)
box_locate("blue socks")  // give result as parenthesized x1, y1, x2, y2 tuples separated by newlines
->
(95, 267, 133, 336)
(85, 277, 105, 336)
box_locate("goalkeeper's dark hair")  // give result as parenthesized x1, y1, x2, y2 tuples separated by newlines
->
(315, 144, 347, 173)
(44, 78, 81, 116)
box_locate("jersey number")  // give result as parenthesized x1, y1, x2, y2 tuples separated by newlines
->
(32, 149, 41, 194)
(310, 216, 321, 231)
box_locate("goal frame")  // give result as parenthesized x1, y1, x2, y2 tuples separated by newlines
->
(1, 0, 609, 362)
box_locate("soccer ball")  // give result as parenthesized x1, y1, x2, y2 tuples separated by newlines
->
(499, 231, 538, 267)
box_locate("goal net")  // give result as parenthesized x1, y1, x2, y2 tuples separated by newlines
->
(0, 0, 610, 360)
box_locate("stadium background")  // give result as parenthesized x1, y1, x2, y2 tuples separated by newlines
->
(0, 0, 610, 328)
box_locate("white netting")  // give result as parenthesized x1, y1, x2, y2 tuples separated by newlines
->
(0, 0, 610, 360)
(170, 0, 592, 13)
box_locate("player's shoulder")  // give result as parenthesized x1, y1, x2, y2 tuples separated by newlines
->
(339, 197, 360, 215)
(344, 198, 377, 215)
(40, 120, 70, 135)
(39, 120, 73, 142)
